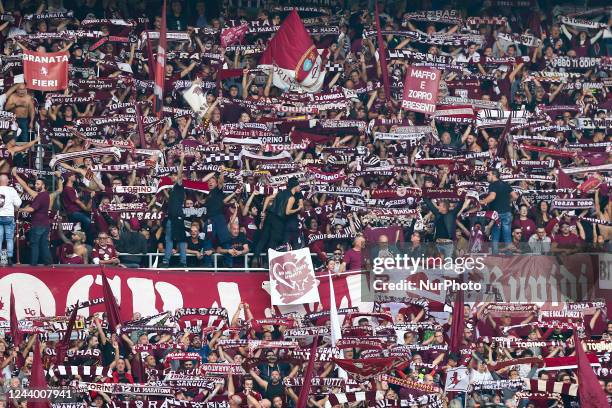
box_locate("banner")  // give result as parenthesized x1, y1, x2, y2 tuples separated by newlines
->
(0, 267, 366, 324)
(401, 66, 440, 114)
(258, 10, 325, 93)
(268, 248, 320, 306)
(444, 367, 470, 392)
(23, 50, 69, 91)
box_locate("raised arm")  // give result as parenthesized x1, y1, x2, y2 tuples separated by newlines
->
(11, 168, 37, 198)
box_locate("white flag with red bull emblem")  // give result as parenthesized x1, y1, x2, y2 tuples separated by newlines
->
(444, 367, 470, 392)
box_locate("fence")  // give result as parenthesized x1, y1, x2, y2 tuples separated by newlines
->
(116, 252, 269, 270)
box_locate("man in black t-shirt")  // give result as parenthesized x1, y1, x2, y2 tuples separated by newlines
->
(163, 152, 187, 267)
(204, 168, 231, 246)
(252, 177, 301, 264)
(480, 169, 512, 254)
(218, 222, 249, 267)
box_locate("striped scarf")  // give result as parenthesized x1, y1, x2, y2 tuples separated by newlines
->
(48, 365, 113, 379)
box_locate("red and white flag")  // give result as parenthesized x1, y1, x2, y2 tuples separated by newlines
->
(259, 9, 326, 93)
(268, 248, 319, 306)
(402, 66, 441, 114)
(23, 50, 68, 91)
(221, 24, 248, 48)
(154, 0, 167, 116)
(444, 367, 469, 392)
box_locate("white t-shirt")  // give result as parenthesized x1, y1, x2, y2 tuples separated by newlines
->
(0, 185, 22, 217)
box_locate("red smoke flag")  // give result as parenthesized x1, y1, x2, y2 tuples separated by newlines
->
(573, 331, 609, 407)
(23, 50, 68, 91)
(9, 285, 22, 346)
(101, 269, 122, 333)
(153, 0, 167, 116)
(259, 9, 326, 93)
(401, 66, 441, 114)
(449, 290, 465, 354)
(30, 337, 51, 408)
(374, 2, 390, 101)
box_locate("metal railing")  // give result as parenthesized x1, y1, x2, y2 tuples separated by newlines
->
(116, 252, 268, 270)
(114, 251, 332, 270)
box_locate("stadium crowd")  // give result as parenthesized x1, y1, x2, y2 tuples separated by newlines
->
(0, 0, 610, 406)
(0, 0, 607, 267)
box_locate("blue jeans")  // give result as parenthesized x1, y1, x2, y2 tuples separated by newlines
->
(67, 212, 92, 243)
(207, 214, 230, 245)
(221, 243, 241, 268)
(16, 118, 28, 142)
(436, 242, 454, 259)
(491, 212, 512, 254)
(30, 226, 51, 265)
(0, 217, 15, 258)
(164, 219, 187, 265)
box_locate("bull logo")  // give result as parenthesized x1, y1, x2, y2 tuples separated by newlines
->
(40, 66, 48, 76)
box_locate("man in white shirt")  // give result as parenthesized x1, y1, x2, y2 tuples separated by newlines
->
(0, 174, 22, 265)
(528, 227, 552, 254)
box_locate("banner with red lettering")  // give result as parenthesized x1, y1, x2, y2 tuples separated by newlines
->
(401, 66, 441, 114)
(0, 267, 365, 323)
(23, 50, 69, 91)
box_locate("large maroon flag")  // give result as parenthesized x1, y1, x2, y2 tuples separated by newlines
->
(574, 331, 609, 407)
(56, 302, 78, 364)
(297, 335, 319, 408)
(30, 338, 51, 408)
(259, 9, 325, 93)
(9, 285, 22, 346)
(449, 290, 465, 354)
(153, 0, 167, 116)
(557, 168, 578, 189)
(101, 269, 122, 333)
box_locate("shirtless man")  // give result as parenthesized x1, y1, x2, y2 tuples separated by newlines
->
(5, 85, 35, 142)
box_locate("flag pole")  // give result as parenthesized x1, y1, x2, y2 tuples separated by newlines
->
(328, 271, 347, 379)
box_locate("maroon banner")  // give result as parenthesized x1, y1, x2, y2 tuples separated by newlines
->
(0, 266, 364, 323)
(402, 66, 441, 114)
(23, 50, 69, 91)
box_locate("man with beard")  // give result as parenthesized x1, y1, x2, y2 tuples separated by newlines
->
(13, 169, 63, 265)
(249, 368, 286, 406)
(186, 333, 210, 362)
